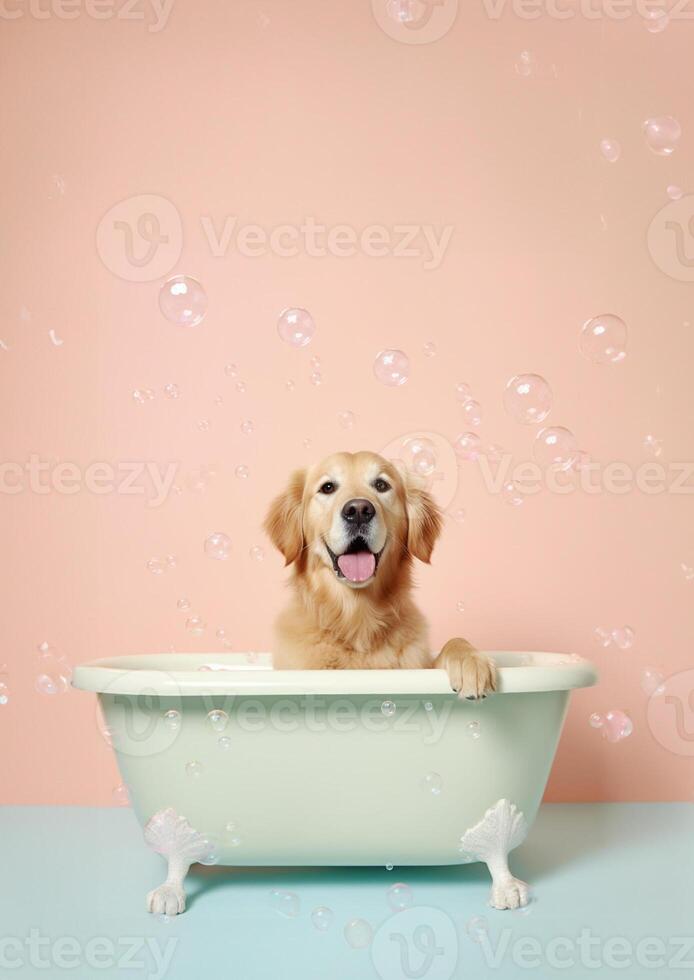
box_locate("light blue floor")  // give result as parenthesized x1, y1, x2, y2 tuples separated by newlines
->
(1, 803, 692, 979)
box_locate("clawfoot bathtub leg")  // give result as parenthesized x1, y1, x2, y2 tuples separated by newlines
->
(143, 808, 212, 916)
(458, 798, 530, 910)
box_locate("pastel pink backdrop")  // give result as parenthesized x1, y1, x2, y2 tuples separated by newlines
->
(1, 1, 692, 806)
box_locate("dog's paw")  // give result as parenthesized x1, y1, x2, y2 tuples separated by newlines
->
(490, 876, 529, 910)
(147, 883, 186, 916)
(437, 641, 496, 699)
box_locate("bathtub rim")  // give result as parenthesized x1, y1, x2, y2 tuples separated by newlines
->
(72, 651, 597, 696)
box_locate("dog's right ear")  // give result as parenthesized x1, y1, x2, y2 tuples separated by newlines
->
(263, 469, 306, 565)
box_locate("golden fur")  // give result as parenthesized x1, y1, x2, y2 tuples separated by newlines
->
(264, 451, 496, 698)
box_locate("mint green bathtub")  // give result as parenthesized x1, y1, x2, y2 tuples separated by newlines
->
(73, 651, 596, 914)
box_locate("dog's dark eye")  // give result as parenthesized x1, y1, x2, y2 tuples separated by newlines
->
(374, 478, 391, 493)
(319, 481, 336, 494)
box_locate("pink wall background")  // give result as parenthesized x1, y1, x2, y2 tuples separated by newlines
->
(1, 1, 692, 806)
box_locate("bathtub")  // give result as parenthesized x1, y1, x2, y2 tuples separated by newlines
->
(73, 651, 597, 915)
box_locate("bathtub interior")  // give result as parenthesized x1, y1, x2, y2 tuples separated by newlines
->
(76, 653, 597, 867)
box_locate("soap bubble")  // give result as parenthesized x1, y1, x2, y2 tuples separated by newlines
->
(235, 465, 249, 480)
(197, 419, 210, 431)
(641, 668, 665, 697)
(159, 276, 207, 327)
(387, 0, 416, 23)
(285, 379, 295, 391)
(422, 341, 437, 357)
(466, 916, 489, 943)
(534, 426, 577, 471)
(310, 371, 323, 386)
(643, 116, 681, 156)
(455, 382, 472, 402)
(163, 383, 179, 399)
(146, 558, 168, 575)
(112, 784, 130, 806)
(176, 598, 191, 612)
(240, 420, 254, 435)
(235, 380, 247, 393)
(373, 349, 410, 386)
(338, 410, 356, 429)
(594, 627, 612, 648)
(277, 308, 315, 348)
(421, 772, 442, 796)
(249, 545, 265, 561)
(204, 532, 231, 560)
(163, 709, 181, 731)
(611, 626, 635, 650)
(580, 314, 627, 364)
(386, 883, 413, 911)
(450, 507, 466, 523)
(643, 434, 662, 458)
(454, 432, 482, 461)
(681, 562, 694, 581)
(515, 49, 536, 77)
(424, 701, 433, 711)
(344, 918, 373, 949)
(218, 736, 232, 750)
(504, 374, 553, 424)
(311, 906, 334, 931)
(486, 443, 504, 463)
(198, 837, 220, 866)
(600, 709, 633, 743)
(207, 709, 228, 732)
(502, 481, 524, 507)
(402, 436, 437, 477)
(310, 355, 321, 369)
(588, 712, 603, 729)
(185, 616, 206, 635)
(216, 627, 232, 647)
(667, 184, 683, 200)
(269, 889, 300, 917)
(185, 761, 203, 778)
(224, 363, 238, 378)
(35, 644, 71, 695)
(599, 138, 621, 163)
(456, 600, 465, 613)
(381, 700, 396, 717)
(460, 398, 482, 428)
(467, 720, 481, 740)
(643, 8, 669, 31)
(132, 388, 155, 404)
(0, 682, 8, 705)
(385, 863, 394, 871)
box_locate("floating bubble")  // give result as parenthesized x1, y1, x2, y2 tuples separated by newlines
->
(197, 419, 210, 431)
(643, 116, 681, 156)
(302, 438, 312, 450)
(643, 434, 662, 458)
(277, 308, 315, 348)
(504, 374, 553, 424)
(681, 562, 694, 581)
(599, 138, 621, 163)
(594, 627, 612, 648)
(422, 341, 437, 357)
(450, 508, 466, 523)
(454, 432, 482, 461)
(224, 363, 238, 378)
(486, 443, 504, 462)
(235, 465, 249, 480)
(643, 8, 669, 31)
(600, 709, 633, 743)
(198, 837, 221, 866)
(534, 427, 577, 471)
(387, 0, 416, 23)
(240, 420, 254, 436)
(515, 49, 536, 77)
(421, 772, 442, 796)
(285, 379, 295, 391)
(159, 276, 207, 327)
(133, 388, 155, 404)
(467, 720, 481, 740)
(310, 371, 323, 386)
(177, 598, 191, 612)
(218, 736, 232, 750)
(589, 712, 603, 729)
(386, 883, 414, 911)
(311, 906, 334, 931)
(611, 626, 635, 651)
(235, 381, 247, 393)
(35, 645, 71, 695)
(185, 761, 203, 778)
(338, 410, 356, 429)
(216, 628, 232, 647)
(381, 700, 396, 717)
(204, 532, 231, 560)
(667, 185, 683, 201)
(0, 682, 8, 705)
(163, 383, 179, 399)
(580, 314, 627, 364)
(185, 616, 206, 635)
(310, 356, 321, 369)
(207, 709, 228, 732)
(249, 545, 265, 561)
(424, 701, 433, 712)
(112, 784, 130, 806)
(461, 398, 482, 428)
(456, 600, 465, 613)
(402, 437, 437, 478)
(269, 889, 300, 917)
(641, 668, 665, 697)
(373, 349, 410, 387)
(146, 558, 168, 575)
(344, 918, 373, 949)
(163, 709, 181, 731)
(502, 481, 524, 507)
(466, 916, 489, 943)
(455, 382, 472, 402)
(385, 863, 394, 871)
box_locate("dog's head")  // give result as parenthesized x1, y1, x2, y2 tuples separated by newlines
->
(264, 451, 441, 589)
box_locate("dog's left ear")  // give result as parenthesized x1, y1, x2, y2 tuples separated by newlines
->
(263, 469, 306, 565)
(395, 463, 442, 563)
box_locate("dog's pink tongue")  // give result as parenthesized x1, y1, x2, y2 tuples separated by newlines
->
(337, 551, 376, 583)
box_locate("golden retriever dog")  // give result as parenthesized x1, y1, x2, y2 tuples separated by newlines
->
(264, 450, 496, 699)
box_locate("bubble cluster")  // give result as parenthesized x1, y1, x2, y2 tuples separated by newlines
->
(277, 308, 315, 348)
(504, 374, 553, 424)
(580, 314, 627, 364)
(204, 532, 231, 561)
(373, 349, 410, 387)
(159, 276, 208, 327)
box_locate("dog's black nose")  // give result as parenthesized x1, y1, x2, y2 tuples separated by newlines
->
(341, 498, 375, 527)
